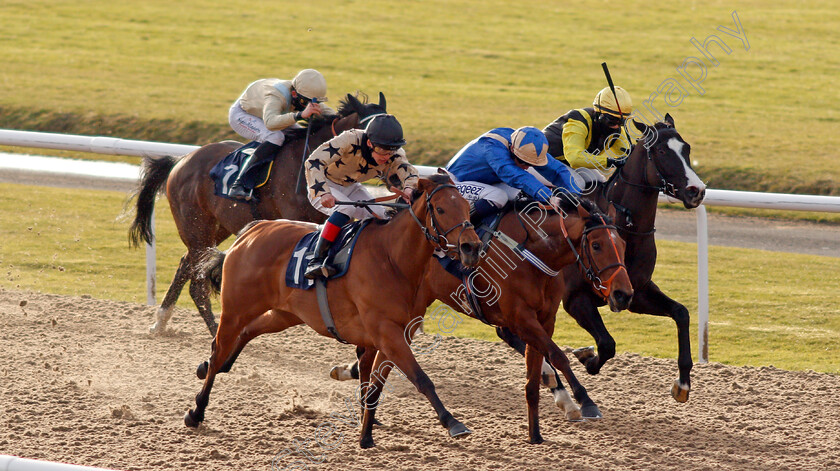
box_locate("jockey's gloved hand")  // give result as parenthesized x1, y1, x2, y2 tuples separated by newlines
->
(606, 157, 626, 168)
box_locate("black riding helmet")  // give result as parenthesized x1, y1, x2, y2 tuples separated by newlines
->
(364, 114, 406, 149)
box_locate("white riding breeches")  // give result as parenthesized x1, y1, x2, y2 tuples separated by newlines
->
(229, 100, 295, 146)
(310, 179, 388, 220)
(452, 180, 521, 210)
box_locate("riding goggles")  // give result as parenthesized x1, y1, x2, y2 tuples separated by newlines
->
(372, 144, 402, 155)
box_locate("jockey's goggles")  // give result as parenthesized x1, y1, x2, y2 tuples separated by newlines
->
(372, 144, 401, 155)
(601, 114, 626, 128)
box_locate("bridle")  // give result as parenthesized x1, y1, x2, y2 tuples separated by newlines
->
(403, 184, 474, 257)
(519, 207, 627, 299)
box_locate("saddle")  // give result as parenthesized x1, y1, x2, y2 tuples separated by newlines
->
(209, 141, 273, 200)
(285, 220, 371, 290)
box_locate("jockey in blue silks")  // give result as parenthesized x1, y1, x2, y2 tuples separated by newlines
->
(445, 126, 582, 220)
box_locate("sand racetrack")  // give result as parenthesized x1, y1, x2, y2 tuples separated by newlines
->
(1, 288, 839, 471)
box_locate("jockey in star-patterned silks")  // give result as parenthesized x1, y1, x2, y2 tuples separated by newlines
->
(227, 69, 336, 200)
(303, 114, 419, 279)
(445, 126, 582, 221)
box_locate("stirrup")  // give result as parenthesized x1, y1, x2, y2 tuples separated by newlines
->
(228, 184, 252, 201)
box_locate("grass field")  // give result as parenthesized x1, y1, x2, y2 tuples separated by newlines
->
(2, 183, 838, 374)
(1, 0, 838, 195)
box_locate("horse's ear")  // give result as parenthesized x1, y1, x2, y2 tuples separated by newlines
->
(378, 92, 387, 111)
(633, 119, 648, 133)
(664, 113, 675, 127)
(416, 177, 433, 196)
(576, 202, 590, 220)
(346, 93, 362, 111)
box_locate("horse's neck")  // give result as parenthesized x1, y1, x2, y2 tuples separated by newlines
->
(504, 211, 583, 271)
(603, 146, 659, 229)
(371, 200, 434, 283)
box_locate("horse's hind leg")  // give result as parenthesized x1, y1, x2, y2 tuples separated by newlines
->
(196, 310, 302, 380)
(150, 253, 191, 334)
(189, 272, 217, 335)
(359, 350, 391, 448)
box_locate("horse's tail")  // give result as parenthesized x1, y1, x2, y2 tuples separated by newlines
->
(198, 248, 226, 295)
(128, 155, 177, 248)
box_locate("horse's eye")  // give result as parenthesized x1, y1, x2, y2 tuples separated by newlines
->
(436, 207, 445, 215)
(592, 242, 601, 251)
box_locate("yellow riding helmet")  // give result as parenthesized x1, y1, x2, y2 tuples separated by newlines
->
(292, 69, 328, 102)
(593, 86, 632, 118)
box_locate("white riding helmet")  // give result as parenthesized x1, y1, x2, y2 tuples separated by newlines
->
(292, 69, 328, 102)
(510, 126, 549, 166)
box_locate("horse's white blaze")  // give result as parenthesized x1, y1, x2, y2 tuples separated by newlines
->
(667, 138, 705, 190)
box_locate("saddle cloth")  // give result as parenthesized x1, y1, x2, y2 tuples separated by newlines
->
(285, 219, 372, 290)
(209, 141, 273, 200)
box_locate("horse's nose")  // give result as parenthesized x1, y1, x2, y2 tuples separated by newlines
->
(460, 241, 481, 268)
(609, 289, 633, 312)
(684, 186, 706, 208)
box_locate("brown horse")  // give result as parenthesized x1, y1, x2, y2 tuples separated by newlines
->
(185, 175, 482, 448)
(128, 93, 389, 335)
(353, 198, 632, 444)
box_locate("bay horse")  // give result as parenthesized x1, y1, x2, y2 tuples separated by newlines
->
(199, 195, 632, 445)
(382, 197, 633, 444)
(127, 93, 389, 335)
(185, 175, 482, 448)
(527, 114, 706, 402)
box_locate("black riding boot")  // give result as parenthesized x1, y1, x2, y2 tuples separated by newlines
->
(228, 141, 282, 200)
(304, 235, 336, 279)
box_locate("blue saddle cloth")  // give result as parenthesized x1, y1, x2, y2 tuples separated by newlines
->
(209, 141, 273, 200)
(285, 220, 371, 290)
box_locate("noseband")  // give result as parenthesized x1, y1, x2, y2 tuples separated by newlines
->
(557, 212, 628, 299)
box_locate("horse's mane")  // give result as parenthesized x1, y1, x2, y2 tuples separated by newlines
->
(512, 195, 612, 228)
(284, 91, 375, 142)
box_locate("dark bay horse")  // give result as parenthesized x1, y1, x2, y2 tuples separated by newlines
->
(556, 114, 705, 402)
(185, 175, 482, 448)
(128, 93, 389, 335)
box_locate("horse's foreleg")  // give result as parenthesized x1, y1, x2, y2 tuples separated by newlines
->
(629, 281, 692, 402)
(564, 291, 616, 376)
(377, 322, 470, 441)
(150, 253, 191, 334)
(524, 345, 544, 444)
(515, 319, 602, 420)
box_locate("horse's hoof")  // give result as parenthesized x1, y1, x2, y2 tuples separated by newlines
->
(184, 409, 201, 428)
(329, 364, 356, 381)
(529, 433, 545, 445)
(149, 323, 162, 335)
(360, 436, 375, 449)
(671, 379, 690, 403)
(373, 418, 383, 426)
(572, 346, 596, 363)
(196, 361, 208, 380)
(580, 404, 603, 420)
(448, 422, 471, 438)
(565, 408, 584, 422)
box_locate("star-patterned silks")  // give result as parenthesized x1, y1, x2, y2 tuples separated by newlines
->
(334, 158, 345, 168)
(350, 143, 363, 155)
(358, 162, 371, 174)
(309, 180, 326, 195)
(344, 175, 356, 184)
(324, 143, 341, 158)
(308, 159, 324, 170)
